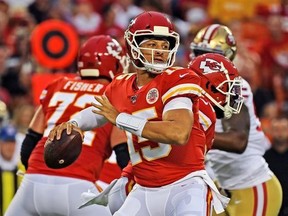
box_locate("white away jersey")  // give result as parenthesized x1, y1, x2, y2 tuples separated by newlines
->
(206, 79, 272, 190)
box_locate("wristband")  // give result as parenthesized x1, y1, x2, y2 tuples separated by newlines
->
(116, 113, 147, 137)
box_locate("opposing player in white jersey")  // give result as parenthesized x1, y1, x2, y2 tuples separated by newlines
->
(190, 24, 282, 216)
(5, 35, 129, 216)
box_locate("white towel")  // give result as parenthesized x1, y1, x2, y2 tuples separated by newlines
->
(79, 179, 117, 209)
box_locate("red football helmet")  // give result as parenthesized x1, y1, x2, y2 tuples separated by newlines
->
(188, 53, 243, 119)
(124, 11, 180, 74)
(190, 24, 237, 61)
(78, 35, 129, 80)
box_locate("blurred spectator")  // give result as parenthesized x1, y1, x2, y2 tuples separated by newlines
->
(135, 0, 164, 12)
(171, 0, 208, 21)
(232, 42, 275, 116)
(48, 0, 74, 23)
(0, 43, 11, 76)
(12, 104, 35, 135)
(1, 60, 32, 112)
(113, 0, 143, 29)
(0, 124, 21, 215)
(27, 0, 52, 24)
(260, 101, 280, 140)
(89, 0, 114, 13)
(262, 101, 280, 120)
(95, 3, 124, 41)
(0, 10, 35, 111)
(264, 117, 288, 216)
(261, 12, 288, 117)
(176, 23, 207, 67)
(0, 100, 9, 128)
(0, 9, 9, 44)
(0, 0, 8, 13)
(226, 18, 275, 116)
(4, 0, 34, 10)
(72, 0, 102, 36)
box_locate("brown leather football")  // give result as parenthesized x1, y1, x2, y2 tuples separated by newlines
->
(44, 129, 83, 169)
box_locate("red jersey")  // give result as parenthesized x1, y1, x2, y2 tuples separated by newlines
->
(105, 67, 206, 187)
(121, 162, 134, 180)
(27, 77, 115, 183)
(198, 97, 216, 152)
(98, 152, 121, 184)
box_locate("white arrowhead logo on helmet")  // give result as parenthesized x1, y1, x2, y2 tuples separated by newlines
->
(200, 58, 226, 74)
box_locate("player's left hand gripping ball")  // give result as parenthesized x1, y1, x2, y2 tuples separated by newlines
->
(44, 128, 83, 169)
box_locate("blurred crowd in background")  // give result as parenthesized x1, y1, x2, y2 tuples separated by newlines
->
(0, 0, 288, 215)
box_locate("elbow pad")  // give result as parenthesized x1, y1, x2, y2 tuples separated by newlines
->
(20, 128, 43, 170)
(113, 143, 130, 170)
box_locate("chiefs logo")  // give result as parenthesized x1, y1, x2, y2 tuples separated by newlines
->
(107, 40, 122, 59)
(146, 88, 159, 104)
(199, 58, 225, 74)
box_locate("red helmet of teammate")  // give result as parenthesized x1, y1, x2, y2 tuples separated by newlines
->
(189, 53, 243, 119)
(78, 35, 129, 81)
(124, 11, 180, 74)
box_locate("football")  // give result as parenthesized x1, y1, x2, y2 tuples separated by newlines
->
(44, 129, 83, 169)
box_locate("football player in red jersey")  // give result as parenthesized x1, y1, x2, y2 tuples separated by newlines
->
(49, 11, 229, 215)
(5, 35, 129, 216)
(80, 53, 244, 214)
(190, 24, 282, 216)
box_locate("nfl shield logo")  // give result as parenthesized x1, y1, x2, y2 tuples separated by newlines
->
(130, 95, 137, 104)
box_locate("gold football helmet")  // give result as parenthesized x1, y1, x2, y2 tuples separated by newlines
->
(190, 24, 237, 61)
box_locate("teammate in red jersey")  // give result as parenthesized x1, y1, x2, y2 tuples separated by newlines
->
(49, 11, 229, 215)
(189, 53, 244, 152)
(5, 35, 129, 216)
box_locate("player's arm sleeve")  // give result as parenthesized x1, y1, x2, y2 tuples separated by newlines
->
(21, 105, 45, 170)
(163, 97, 193, 114)
(20, 128, 43, 170)
(113, 143, 129, 169)
(70, 106, 108, 131)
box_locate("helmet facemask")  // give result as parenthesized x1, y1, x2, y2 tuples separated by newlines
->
(202, 67, 244, 119)
(125, 28, 180, 74)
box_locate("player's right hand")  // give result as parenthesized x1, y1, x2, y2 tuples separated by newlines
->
(48, 122, 84, 141)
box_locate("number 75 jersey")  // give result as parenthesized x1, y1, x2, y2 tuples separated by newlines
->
(104, 68, 206, 187)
